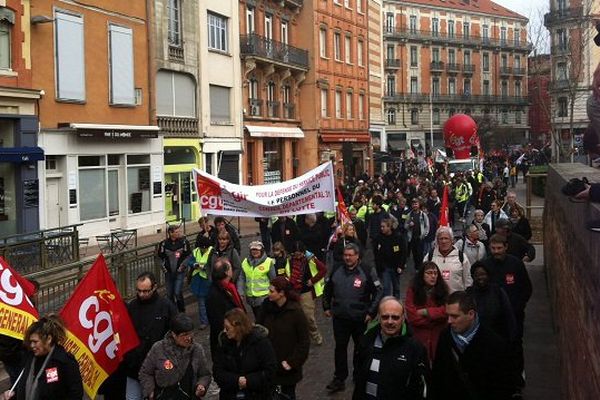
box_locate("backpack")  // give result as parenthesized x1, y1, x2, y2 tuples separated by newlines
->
(427, 248, 464, 264)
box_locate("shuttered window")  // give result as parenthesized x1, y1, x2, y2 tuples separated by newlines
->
(209, 85, 231, 124)
(218, 153, 239, 184)
(55, 11, 85, 101)
(156, 70, 196, 117)
(109, 24, 135, 105)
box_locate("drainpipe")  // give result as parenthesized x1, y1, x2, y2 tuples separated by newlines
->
(146, 0, 156, 125)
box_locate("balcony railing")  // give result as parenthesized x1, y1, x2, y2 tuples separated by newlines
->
(463, 64, 475, 74)
(549, 79, 571, 91)
(267, 101, 280, 118)
(551, 43, 570, 55)
(513, 67, 526, 76)
(447, 63, 461, 73)
(500, 66, 512, 75)
(384, 27, 532, 52)
(240, 33, 309, 70)
(544, 6, 583, 26)
(283, 0, 303, 7)
(383, 93, 529, 106)
(168, 45, 184, 62)
(430, 61, 444, 72)
(385, 58, 401, 68)
(249, 98, 262, 116)
(283, 103, 295, 119)
(157, 116, 199, 136)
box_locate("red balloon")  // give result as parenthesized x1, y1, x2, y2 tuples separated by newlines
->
(443, 114, 479, 159)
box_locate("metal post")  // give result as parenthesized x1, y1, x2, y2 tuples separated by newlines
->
(526, 174, 532, 220)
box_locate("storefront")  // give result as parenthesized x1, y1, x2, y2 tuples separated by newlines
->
(243, 125, 303, 185)
(163, 138, 201, 223)
(319, 133, 371, 183)
(38, 123, 164, 238)
(202, 137, 243, 185)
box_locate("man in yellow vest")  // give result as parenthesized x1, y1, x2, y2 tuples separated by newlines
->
(237, 240, 276, 317)
(189, 235, 214, 330)
(285, 241, 327, 345)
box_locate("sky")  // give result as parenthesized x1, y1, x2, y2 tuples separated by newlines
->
(492, 0, 551, 53)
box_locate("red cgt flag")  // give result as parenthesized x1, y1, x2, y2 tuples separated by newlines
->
(0, 257, 39, 341)
(336, 187, 351, 226)
(439, 185, 450, 227)
(59, 254, 139, 399)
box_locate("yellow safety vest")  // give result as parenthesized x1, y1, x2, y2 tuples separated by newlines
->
(349, 205, 368, 221)
(192, 247, 213, 279)
(455, 183, 470, 202)
(284, 257, 325, 297)
(241, 257, 274, 297)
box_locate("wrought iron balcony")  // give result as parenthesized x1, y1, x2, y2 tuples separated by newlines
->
(267, 101, 280, 118)
(383, 93, 529, 106)
(248, 98, 262, 116)
(385, 58, 401, 68)
(157, 116, 199, 136)
(544, 7, 583, 26)
(463, 64, 475, 74)
(446, 63, 461, 73)
(549, 79, 571, 91)
(513, 67, 526, 76)
(551, 43, 570, 55)
(240, 34, 309, 70)
(430, 61, 444, 72)
(283, 103, 295, 119)
(499, 66, 512, 75)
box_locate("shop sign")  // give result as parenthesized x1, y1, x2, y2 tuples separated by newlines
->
(77, 129, 158, 139)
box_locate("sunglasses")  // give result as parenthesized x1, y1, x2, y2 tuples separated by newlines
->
(380, 314, 402, 321)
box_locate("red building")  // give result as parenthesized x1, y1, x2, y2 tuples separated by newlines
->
(528, 54, 552, 147)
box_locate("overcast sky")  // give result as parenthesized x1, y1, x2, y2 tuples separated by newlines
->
(493, 0, 551, 53)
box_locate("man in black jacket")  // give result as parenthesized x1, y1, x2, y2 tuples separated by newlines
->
(156, 225, 192, 311)
(271, 216, 300, 253)
(432, 291, 516, 400)
(124, 271, 177, 400)
(373, 218, 407, 298)
(494, 219, 535, 262)
(353, 297, 428, 400)
(323, 243, 383, 394)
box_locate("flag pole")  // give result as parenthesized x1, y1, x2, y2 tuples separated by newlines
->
(9, 368, 24, 396)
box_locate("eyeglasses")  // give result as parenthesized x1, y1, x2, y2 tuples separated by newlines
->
(380, 314, 402, 321)
(136, 288, 154, 294)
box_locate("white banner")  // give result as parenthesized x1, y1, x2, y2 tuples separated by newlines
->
(193, 162, 335, 217)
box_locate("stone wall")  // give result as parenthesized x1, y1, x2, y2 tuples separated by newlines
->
(544, 164, 600, 399)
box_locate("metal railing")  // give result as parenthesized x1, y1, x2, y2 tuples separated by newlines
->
(430, 61, 444, 71)
(513, 67, 526, 76)
(267, 101, 280, 118)
(384, 93, 529, 105)
(283, 102, 295, 119)
(157, 116, 199, 136)
(446, 63, 461, 73)
(249, 98, 262, 116)
(463, 64, 475, 74)
(240, 34, 309, 70)
(544, 6, 584, 26)
(500, 66, 512, 75)
(385, 58, 401, 68)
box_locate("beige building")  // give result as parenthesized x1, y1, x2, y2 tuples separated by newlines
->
(368, 0, 386, 173)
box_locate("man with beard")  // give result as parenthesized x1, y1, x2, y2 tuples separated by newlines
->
(124, 272, 178, 400)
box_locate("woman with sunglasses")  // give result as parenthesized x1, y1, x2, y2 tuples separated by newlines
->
(405, 261, 449, 364)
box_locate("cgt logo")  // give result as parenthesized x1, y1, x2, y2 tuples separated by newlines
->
(200, 195, 223, 210)
(197, 174, 224, 210)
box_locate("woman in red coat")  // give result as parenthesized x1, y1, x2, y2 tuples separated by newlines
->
(405, 261, 449, 365)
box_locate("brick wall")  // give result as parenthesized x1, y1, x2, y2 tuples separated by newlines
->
(544, 164, 600, 399)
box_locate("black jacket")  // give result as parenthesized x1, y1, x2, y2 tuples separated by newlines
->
(373, 230, 408, 272)
(432, 325, 515, 400)
(213, 326, 277, 400)
(156, 237, 192, 273)
(482, 254, 533, 318)
(271, 218, 300, 253)
(206, 282, 239, 358)
(466, 283, 517, 343)
(298, 223, 327, 261)
(124, 293, 178, 378)
(14, 345, 83, 400)
(506, 232, 535, 261)
(353, 325, 428, 400)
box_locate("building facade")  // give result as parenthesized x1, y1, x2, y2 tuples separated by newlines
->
(544, 0, 600, 159)
(528, 54, 552, 147)
(297, 0, 371, 182)
(383, 0, 531, 156)
(238, 0, 308, 185)
(32, 0, 163, 238)
(0, 0, 43, 235)
(368, 0, 386, 174)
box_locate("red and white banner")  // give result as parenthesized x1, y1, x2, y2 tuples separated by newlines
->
(59, 254, 139, 399)
(439, 185, 450, 227)
(0, 257, 38, 341)
(193, 162, 335, 217)
(336, 188, 351, 226)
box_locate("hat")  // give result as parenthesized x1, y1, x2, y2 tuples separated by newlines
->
(249, 240, 264, 251)
(495, 219, 512, 230)
(358, 179, 365, 184)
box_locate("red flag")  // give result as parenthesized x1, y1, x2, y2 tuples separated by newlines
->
(336, 187, 351, 226)
(0, 257, 39, 340)
(59, 254, 139, 398)
(439, 185, 449, 227)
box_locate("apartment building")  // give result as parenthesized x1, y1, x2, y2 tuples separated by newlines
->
(0, 1, 43, 235)
(368, 0, 386, 174)
(528, 54, 552, 147)
(297, 0, 370, 181)
(31, 0, 163, 238)
(239, 0, 307, 185)
(544, 0, 600, 158)
(383, 0, 531, 155)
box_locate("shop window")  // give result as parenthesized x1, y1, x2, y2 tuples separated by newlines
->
(127, 166, 151, 214)
(0, 163, 16, 234)
(263, 138, 283, 184)
(165, 147, 196, 165)
(79, 169, 107, 221)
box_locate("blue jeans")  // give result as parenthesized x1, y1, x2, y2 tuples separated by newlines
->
(165, 271, 185, 312)
(196, 295, 209, 325)
(381, 268, 400, 298)
(126, 377, 143, 400)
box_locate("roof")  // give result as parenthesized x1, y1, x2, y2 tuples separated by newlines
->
(398, 0, 528, 21)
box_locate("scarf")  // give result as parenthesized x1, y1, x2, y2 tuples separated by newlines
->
(219, 280, 246, 312)
(450, 314, 480, 353)
(25, 346, 55, 400)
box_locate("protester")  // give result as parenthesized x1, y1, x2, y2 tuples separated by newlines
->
(124, 272, 178, 400)
(426, 227, 472, 293)
(256, 277, 310, 399)
(214, 216, 241, 254)
(373, 218, 407, 298)
(2, 316, 83, 400)
(298, 213, 327, 261)
(272, 241, 289, 277)
(508, 207, 532, 242)
(483, 200, 508, 234)
(238, 241, 276, 317)
(454, 224, 487, 265)
(353, 297, 428, 400)
(189, 235, 214, 330)
(405, 261, 449, 364)
(405, 198, 429, 272)
(211, 230, 242, 283)
(213, 308, 277, 400)
(331, 222, 363, 270)
(271, 216, 300, 253)
(139, 313, 211, 400)
(196, 216, 217, 249)
(156, 225, 192, 312)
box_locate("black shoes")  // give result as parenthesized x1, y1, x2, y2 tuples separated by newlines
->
(326, 378, 345, 393)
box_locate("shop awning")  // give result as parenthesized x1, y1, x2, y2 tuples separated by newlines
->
(245, 125, 304, 138)
(202, 139, 243, 153)
(0, 147, 44, 163)
(320, 133, 371, 143)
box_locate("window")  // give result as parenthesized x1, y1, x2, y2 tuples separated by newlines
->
(386, 13, 395, 32)
(156, 70, 196, 117)
(409, 15, 417, 33)
(334, 32, 341, 61)
(556, 62, 567, 80)
(387, 108, 396, 125)
(432, 48, 440, 62)
(502, 110, 508, 124)
(79, 157, 106, 221)
(432, 18, 439, 36)
(55, 11, 85, 101)
(209, 85, 231, 124)
(411, 109, 419, 125)
(448, 20, 455, 38)
(448, 49, 456, 65)
(319, 27, 327, 58)
(483, 52, 490, 71)
(246, 7, 255, 34)
(386, 75, 395, 96)
(358, 94, 365, 119)
(109, 24, 135, 105)
(483, 80, 490, 95)
(281, 21, 288, 45)
(357, 0, 363, 13)
(514, 55, 521, 69)
(515, 81, 522, 97)
(501, 54, 508, 68)
(321, 89, 328, 117)
(345, 34, 351, 63)
(335, 90, 342, 118)
(208, 12, 228, 52)
(346, 92, 353, 119)
(463, 22, 470, 38)
(249, 78, 259, 101)
(501, 81, 508, 97)
(410, 77, 418, 93)
(464, 50, 471, 66)
(344, 0, 351, 8)
(482, 24, 489, 42)
(0, 21, 10, 70)
(433, 108, 440, 125)
(448, 108, 456, 117)
(449, 78, 456, 95)
(515, 110, 522, 124)
(357, 40, 364, 66)
(432, 78, 440, 95)
(410, 46, 418, 67)
(500, 27, 507, 45)
(463, 79, 471, 96)
(264, 14, 273, 40)
(558, 97, 568, 117)
(127, 155, 151, 214)
(167, 0, 181, 47)
(557, 29, 567, 49)
(514, 29, 520, 46)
